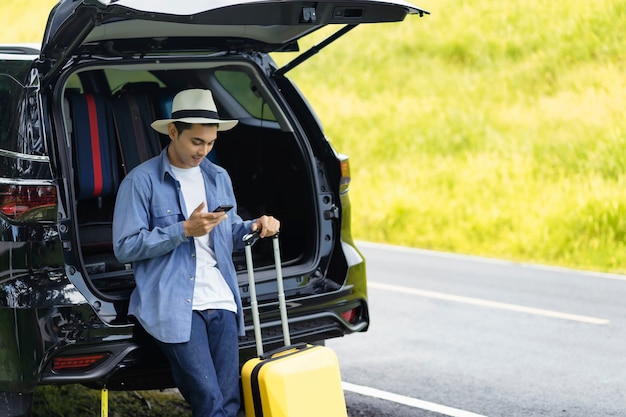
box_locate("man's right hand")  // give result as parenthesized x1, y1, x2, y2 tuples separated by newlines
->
(183, 202, 227, 237)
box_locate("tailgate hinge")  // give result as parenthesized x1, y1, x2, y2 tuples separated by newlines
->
(324, 205, 340, 220)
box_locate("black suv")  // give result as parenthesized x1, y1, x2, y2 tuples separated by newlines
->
(0, 1, 427, 415)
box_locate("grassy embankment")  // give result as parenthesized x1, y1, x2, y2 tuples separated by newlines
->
(274, 0, 626, 273)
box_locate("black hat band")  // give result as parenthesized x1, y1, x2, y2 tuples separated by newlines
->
(171, 109, 219, 119)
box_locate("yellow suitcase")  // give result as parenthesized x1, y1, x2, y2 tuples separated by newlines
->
(241, 233, 347, 417)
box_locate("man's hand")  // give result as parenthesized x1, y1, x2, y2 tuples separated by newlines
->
(183, 202, 227, 237)
(251, 215, 280, 238)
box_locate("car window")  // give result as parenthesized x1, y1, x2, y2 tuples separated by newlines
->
(0, 60, 31, 151)
(105, 69, 165, 94)
(214, 70, 277, 122)
(64, 74, 83, 92)
(0, 74, 16, 148)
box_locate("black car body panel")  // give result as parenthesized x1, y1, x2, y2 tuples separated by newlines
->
(1, 1, 427, 415)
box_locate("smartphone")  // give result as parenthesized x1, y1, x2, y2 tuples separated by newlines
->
(213, 204, 233, 213)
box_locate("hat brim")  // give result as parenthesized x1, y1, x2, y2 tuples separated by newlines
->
(151, 117, 238, 135)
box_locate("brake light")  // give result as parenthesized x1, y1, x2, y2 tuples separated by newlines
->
(52, 353, 111, 372)
(0, 184, 57, 220)
(341, 307, 359, 324)
(339, 156, 351, 194)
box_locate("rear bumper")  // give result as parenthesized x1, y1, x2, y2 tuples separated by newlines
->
(238, 297, 369, 360)
(35, 296, 367, 390)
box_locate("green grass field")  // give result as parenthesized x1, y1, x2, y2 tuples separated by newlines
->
(3, 0, 626, 273)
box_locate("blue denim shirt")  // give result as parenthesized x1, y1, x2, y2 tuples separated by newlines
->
(112, 148, 253, 343)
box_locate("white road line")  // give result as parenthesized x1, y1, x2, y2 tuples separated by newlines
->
(343, 382, 488, 417)
(369, 282, 610, 325)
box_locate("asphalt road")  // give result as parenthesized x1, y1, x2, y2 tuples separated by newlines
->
(329, 241, 626, 417)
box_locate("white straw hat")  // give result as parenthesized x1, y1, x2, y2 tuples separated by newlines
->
(151, 89, 238, 134)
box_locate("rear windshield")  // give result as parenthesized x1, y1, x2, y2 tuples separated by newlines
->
(214, 70, 277, 122)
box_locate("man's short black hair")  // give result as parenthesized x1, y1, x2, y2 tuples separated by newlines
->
(173, 121, 219, 134)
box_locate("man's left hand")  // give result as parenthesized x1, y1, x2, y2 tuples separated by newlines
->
(252, 215, 280, 238)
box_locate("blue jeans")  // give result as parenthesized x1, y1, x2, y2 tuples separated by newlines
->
(156, 309, 240, 417)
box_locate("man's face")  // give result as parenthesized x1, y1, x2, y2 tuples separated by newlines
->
(167, 123, 218, 168)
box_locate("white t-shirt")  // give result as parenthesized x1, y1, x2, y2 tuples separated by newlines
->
(170, 165, 236, 312)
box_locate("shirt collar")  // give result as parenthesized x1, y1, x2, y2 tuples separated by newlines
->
(159, 146, 175, 182)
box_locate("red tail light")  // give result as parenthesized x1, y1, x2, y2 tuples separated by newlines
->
(341, 307, 359, 324)
(52, 353, 111, 372)
(0, 184, 57, 220)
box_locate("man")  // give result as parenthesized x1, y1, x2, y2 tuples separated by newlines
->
(112, 88, 280, 417)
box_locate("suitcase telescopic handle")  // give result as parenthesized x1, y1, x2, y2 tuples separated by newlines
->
(243, 232, 290, 357)
(243, 230, 262, 247)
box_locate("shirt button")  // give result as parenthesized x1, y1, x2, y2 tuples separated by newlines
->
(191, 254, 195, 258)
(186, 299, 191, 304)
(190, 276, 194, 281)
(166, 209, 171, 214)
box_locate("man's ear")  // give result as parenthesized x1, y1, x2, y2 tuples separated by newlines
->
(168, 123, 178, 140)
